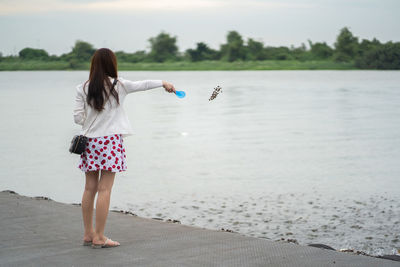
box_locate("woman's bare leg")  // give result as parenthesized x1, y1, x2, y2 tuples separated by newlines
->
(82, 170, 99, 241)
(92, 170, 119, 246)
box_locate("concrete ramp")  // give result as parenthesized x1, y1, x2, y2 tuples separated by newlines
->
(0, 191, 398, 266)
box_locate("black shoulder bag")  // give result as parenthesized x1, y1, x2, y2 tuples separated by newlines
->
(69, 78, 118, 154)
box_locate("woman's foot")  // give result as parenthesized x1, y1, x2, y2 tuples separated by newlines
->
(92, 236, 120, 247)
(83, 231, 96, 243)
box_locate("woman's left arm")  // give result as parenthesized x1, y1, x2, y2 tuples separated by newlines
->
(73, 85, 86, 125)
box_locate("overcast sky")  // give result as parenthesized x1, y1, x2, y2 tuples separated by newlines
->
(0, 0, 399, 56)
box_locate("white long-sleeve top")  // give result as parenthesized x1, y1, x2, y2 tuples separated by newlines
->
(73, 76, 163, 138)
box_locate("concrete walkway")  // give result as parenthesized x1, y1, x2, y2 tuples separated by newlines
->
(0, 190, 398, 267)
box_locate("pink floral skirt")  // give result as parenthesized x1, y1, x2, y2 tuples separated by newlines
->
(78, 134, 127, 172)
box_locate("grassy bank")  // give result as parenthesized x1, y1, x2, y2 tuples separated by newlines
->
(0, 60, 71, 71)
(0, 60, 355, 71)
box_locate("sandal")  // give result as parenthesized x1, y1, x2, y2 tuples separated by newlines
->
(91, 237, 120, 249)
(82, 240, 92, 246)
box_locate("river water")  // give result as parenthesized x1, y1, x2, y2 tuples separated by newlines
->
(0, 70, 399, 256)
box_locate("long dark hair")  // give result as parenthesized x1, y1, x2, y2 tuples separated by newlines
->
(84, 48, 120, 112)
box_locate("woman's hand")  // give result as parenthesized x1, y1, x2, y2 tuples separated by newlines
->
(162, 81, 176, 93)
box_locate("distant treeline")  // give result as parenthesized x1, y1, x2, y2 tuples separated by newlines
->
(1, 27, 399, 69)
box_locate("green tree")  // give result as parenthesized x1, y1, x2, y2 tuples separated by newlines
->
(185, 42, 219, 61)
(356, 41, 400, 69)
(264, 46, 293, 60)
(220, 31, 247, 62)
(148, 32, 178, 62)
(115, 50, 148, 63)
(48, 55, 60, 61)
(308, 40, 333, 59)
(246, 38, 265, 60)
(71, 40, 96, 62)
(289, 43, 308, 60)
(19, 48, 49, 60)
(334, 27, 359, 62)
(358, 38, 381, 57)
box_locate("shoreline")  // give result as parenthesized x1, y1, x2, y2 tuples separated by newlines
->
(0, 60, 358, 71)
(2, 189, 399, 265)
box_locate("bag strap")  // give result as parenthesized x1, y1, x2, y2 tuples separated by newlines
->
(83, 78, 118, 136)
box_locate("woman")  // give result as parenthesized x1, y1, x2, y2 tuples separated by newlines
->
(73, 48, 176, 249)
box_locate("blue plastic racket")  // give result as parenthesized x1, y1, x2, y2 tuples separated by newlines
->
(175, 90, 186, 98)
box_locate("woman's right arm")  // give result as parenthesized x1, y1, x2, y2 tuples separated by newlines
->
(73, 85, 86, 125)
(162, 81, 176, 93)
(120, 78, 175, 94)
